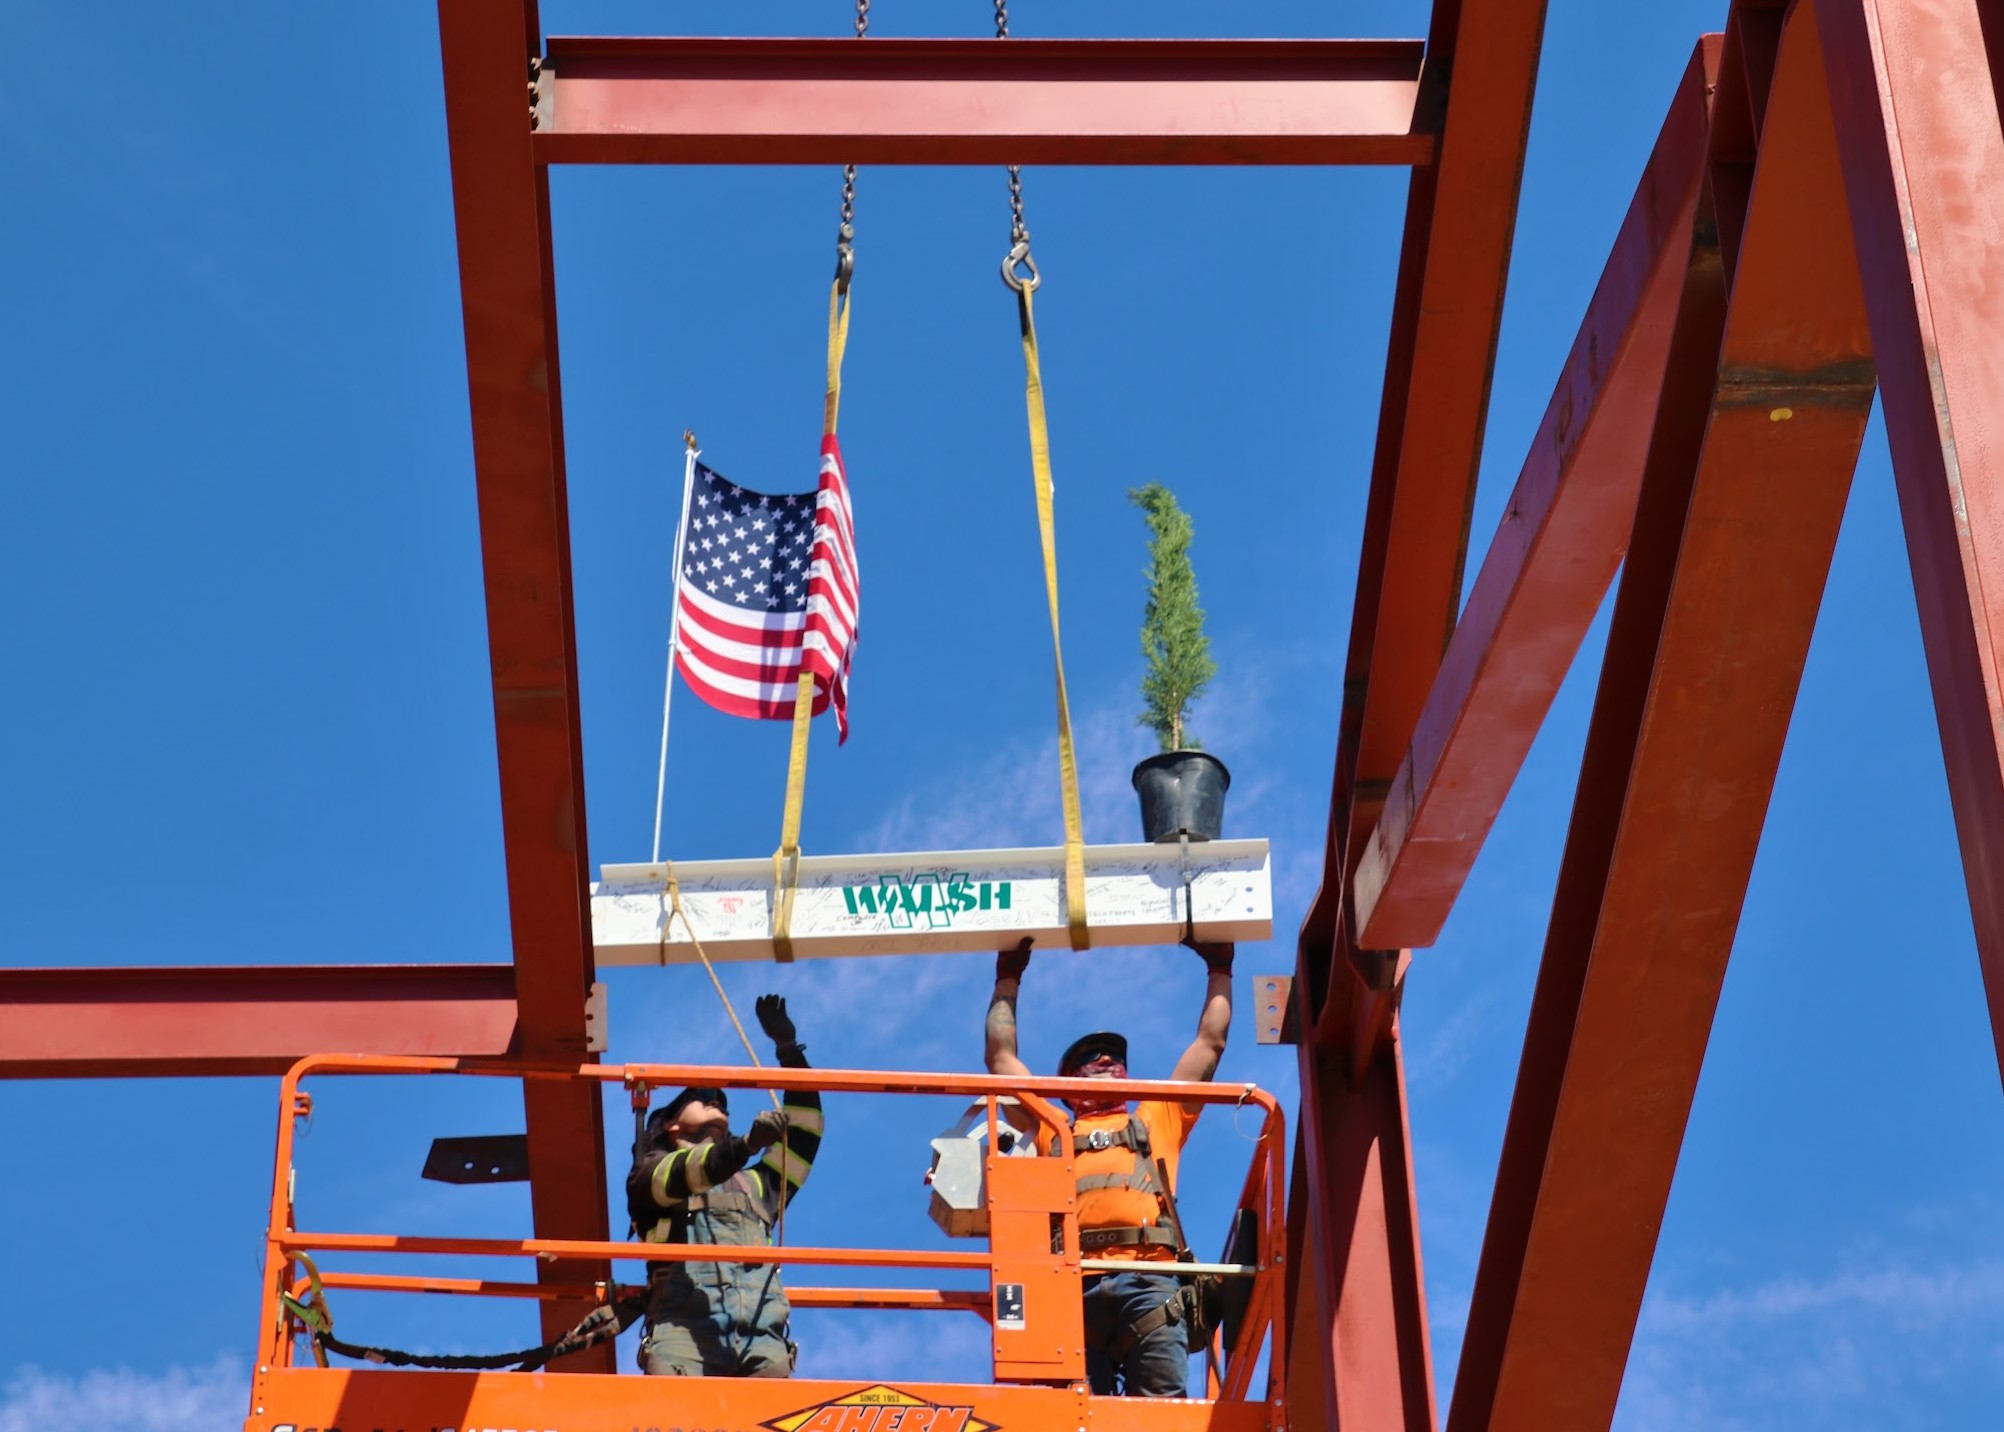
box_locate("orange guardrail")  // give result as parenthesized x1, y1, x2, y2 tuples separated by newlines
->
(248, 1054, 1288, 1432)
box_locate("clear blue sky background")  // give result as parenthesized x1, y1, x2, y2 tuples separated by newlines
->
(6, 3, 2004, 1428)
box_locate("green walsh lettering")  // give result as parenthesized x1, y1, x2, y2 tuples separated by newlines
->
(842, 875, 1011, 928)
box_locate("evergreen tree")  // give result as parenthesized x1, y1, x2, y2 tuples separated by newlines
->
(1129, 483, 1217, 751)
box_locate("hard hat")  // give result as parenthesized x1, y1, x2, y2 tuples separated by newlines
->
(1057, 1031, 1128, 1075)
(658, 1086, 729, 1125)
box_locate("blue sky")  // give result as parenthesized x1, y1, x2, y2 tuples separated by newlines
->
(5, 2, 2004, 1428)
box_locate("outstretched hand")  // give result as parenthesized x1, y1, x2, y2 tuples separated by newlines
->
(746, 1108, 790, 1153)
(755, 994, 797, 1047)
(1187, 940, 1234, 975)
(996, 938, 1033, 983)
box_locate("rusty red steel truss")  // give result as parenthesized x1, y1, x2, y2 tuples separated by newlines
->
(11, 0, 2004, 1423)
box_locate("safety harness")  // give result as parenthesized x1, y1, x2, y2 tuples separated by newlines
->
(1058, 1115, 1181, 1254)
(643, 1186, 771, 1252)
(1053, 1114, 1222, 1361)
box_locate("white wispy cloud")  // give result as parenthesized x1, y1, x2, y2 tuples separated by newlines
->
(0, 1357, 246, 1432)
(1405, 992, 1492, 1092)
(1615, 1259, 2004, 1431)
(794, 1310, 992, 1383)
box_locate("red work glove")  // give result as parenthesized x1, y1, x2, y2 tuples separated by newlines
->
(996, 939, 1033, 982)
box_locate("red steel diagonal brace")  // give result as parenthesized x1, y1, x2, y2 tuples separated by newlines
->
(1448, 7, 1876, 1428)
(1816, 0, 2004, 1091)
(1351, 59, 1715, 951)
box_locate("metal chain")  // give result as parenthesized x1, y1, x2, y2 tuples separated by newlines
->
(995, 0, 1039, 291)
(834, 0, 870, 288)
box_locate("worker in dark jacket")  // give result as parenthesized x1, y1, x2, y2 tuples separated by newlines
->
(626, 995, 823, 1377)
(985, 941, 1232, 1397)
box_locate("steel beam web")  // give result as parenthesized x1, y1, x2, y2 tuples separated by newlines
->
(532, 37, 1434, 167)
(0, 965, 518, 1078)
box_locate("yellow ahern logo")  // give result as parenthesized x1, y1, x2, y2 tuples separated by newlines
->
(763, 1384, 999, 1432)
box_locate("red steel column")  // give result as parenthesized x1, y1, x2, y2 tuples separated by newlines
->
(1298, 0, 1549, 987)
(1297, 1035, 1438, 1432)
(1292, 3, 1549, 1424)
(1817, 0, 2004, 1088)
(437, 0, 612, 1365)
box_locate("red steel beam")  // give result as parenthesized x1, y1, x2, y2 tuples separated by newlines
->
(437, 0, 612, 1365)
(0, 966, 517, 1078)
(1816, 0, 2004, 1089)
(533, 37, 1435, 167)
(1352, 57, 1715, 950)
(1300, 0, 1547, 1012)
(1449, 8, 1876, 1430)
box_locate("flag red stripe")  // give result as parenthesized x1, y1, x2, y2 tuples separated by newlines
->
(673, 436, 858, 740)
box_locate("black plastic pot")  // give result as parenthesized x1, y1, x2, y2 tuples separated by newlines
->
(1132, 750, 1232, 843)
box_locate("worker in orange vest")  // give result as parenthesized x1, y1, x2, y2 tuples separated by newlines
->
(985, 940, 1233, 1397)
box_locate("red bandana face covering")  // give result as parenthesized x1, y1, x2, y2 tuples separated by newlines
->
(1062, 1053, 1129, 1118)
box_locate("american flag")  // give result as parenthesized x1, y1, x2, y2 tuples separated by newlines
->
(673, 436, 860, 740)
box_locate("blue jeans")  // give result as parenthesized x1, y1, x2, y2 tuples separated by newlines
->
(1082, 1271, 1189, 1397)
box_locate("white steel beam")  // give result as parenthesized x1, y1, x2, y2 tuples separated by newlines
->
(592, 840, 1272, 965)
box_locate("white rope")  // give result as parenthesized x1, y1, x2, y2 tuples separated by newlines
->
(651, 440, 700, 863)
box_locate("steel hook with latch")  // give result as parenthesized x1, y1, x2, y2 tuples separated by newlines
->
(1001, 238, 1041, 294)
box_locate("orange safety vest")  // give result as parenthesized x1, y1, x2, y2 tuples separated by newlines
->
(1042, 1101, 1196, 1261)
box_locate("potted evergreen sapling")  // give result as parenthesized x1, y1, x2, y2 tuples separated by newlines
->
(1128, 483, 1230, 842)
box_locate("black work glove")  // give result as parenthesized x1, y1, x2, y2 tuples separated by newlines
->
(1188, 940, 1235, 976)
(996, 938, 1033, 983)
(756, 994, 807, 1066)
(756, 994, 796, 1045)
(745, 1108, 790, 1154)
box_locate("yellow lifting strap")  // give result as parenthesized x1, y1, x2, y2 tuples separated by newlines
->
(1014, 282, 1091, 950)
(771, 277, 852, 963)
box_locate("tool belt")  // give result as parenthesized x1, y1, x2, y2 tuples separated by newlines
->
(1077, 1225, 1181, 1253)
(1087, 1274, 1224, 1359)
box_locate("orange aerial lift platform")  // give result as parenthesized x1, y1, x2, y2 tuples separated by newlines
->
(248, 1058, 1286, 1432)
(9, 2, 2004, 1431)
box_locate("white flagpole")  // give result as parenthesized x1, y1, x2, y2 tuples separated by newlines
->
(651, 436, 700, 863)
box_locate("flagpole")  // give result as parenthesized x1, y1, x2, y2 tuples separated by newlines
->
(651, 434, 700, 864)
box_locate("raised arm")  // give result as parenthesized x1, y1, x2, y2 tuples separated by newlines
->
(1169, 943, 1234, 1083)
(986, 941, 1033, 1079)
(755, 996, 823, 1206)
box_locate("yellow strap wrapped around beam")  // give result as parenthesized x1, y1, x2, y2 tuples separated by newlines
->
(1015, 284, 1090, 950)
(772, 278, 852, 963)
